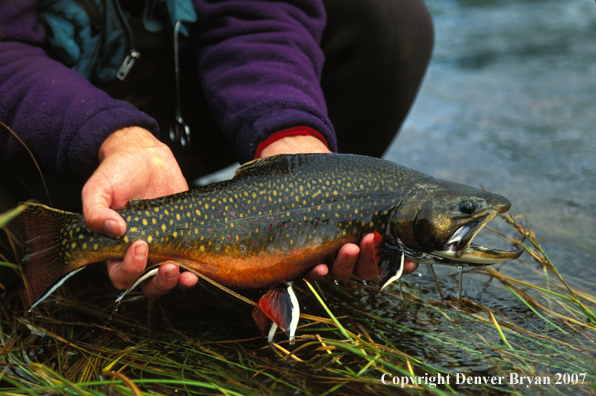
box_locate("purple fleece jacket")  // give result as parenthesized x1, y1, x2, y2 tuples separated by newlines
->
(0, 0, 337, 182)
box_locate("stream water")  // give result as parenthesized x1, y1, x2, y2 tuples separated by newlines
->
(387, 0, 596, 290)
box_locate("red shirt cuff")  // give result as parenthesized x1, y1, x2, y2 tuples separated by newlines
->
(254, 126, 328, 159)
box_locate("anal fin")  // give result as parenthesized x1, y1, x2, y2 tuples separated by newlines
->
(255, 282, 300, 344)
(372, 231, 405, 291)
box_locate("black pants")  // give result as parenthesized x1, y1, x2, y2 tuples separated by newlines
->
(0, 0, 434, 213)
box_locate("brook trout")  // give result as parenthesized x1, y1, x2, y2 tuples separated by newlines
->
(20, 154, 522, 342)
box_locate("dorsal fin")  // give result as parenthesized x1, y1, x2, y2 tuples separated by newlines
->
(233, 155, 298, 180)
(233, 157, 272, 180)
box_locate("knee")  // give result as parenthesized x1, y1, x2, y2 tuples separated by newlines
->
(323, 0, 434, 65)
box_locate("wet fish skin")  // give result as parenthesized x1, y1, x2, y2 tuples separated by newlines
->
(20, 154, 521, 339)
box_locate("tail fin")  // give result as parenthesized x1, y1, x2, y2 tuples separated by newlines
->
(20, 203, 84, 310)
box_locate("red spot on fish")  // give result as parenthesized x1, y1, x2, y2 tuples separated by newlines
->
(228, 235, 232, 240)
(254, 240, 257, 245)
(242, 204, 245, 208)
(232, 212, 235, 216)
(186, 241, 189, 245)
(330, 221, 333, 224)
(218, 210, 221, 213)
(240, 227, 243, 230)
(284, 224, 287, 228)
(262, 203, 266, 207)
(269, 225, 273, 231)
(241, 246, 245, 251)
(207, 229, 211, 233)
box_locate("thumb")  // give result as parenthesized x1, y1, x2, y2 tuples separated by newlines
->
(82, 181, 127, 238)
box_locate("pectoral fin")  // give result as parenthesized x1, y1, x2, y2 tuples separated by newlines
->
(372, 232, 405, 291)
(254, 282, 300, 344)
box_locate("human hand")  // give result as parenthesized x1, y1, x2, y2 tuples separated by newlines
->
(259, 134, 420, 283)
(82, 127, 198, 297)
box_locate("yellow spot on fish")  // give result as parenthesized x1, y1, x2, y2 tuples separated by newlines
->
(154, 207, 160, 212)
(152, 218, 157, 225)
(162, 224, 166, 232)
(124, 236, 129, 243)
(94, 244, 98, 250)
(130, 227, 138, 232)
(165, 209, 169, 215)
(176, 213, 181, 221)
(71, 242, 76, 249)
(142, 219, 148, 226)
(173, 232, 178, 238)
(196, 210, 201, 216)
(200, 245, 205, 252)
(147, 236, 153, 243)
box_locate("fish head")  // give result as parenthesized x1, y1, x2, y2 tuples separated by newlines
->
(391, 179, 523, 266)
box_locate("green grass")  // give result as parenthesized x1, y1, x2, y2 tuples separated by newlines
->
(1, 204, 594, 395)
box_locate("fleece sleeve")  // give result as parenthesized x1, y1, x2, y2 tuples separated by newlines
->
(192, 0, 337, 163)
(0, 1, 159, 182)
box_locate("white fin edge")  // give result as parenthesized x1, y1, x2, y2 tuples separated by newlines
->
(115, 268, 160, 303)
(267, 323, 278, 343)
(380, 251, 405, 292)
(29, 267, 86, 312)
(286, 282, 300, 344)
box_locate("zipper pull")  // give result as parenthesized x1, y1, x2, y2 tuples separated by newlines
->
(116, 50, 141, 81)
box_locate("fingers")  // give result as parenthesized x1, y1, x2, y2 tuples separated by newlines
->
(304, 264, 329, 281)
(403, 260, 420, 276)
(353, 234, 378, 280)
(107, 240, 149, 289)
(140, 262, 180, 299)
(139, 265, 199, 298)
(310, 233, 420, 284)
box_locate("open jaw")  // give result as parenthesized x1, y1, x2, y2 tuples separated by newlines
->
(433, 211, 524, 266)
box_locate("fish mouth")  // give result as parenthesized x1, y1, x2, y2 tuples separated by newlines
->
(433, 210, 523, 265)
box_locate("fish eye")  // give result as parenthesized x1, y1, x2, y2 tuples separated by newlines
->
(459, 200, 477, 215)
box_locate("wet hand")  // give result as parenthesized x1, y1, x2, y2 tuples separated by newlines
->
(304, 234, 420, 282)
(258, 134, 420, 284)
(82, 127, 198, 297)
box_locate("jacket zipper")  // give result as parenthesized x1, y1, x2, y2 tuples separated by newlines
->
(113, 0, 140, 80)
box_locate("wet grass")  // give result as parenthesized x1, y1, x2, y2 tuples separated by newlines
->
(1, 204, 595, 395)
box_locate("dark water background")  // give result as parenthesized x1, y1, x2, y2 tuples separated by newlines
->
(387, 0, 596, 291)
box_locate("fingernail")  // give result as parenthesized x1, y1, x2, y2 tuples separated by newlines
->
(165, 267, 178, 280)
(134, 243, 147, 260)
(104, 219, 121, 238)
